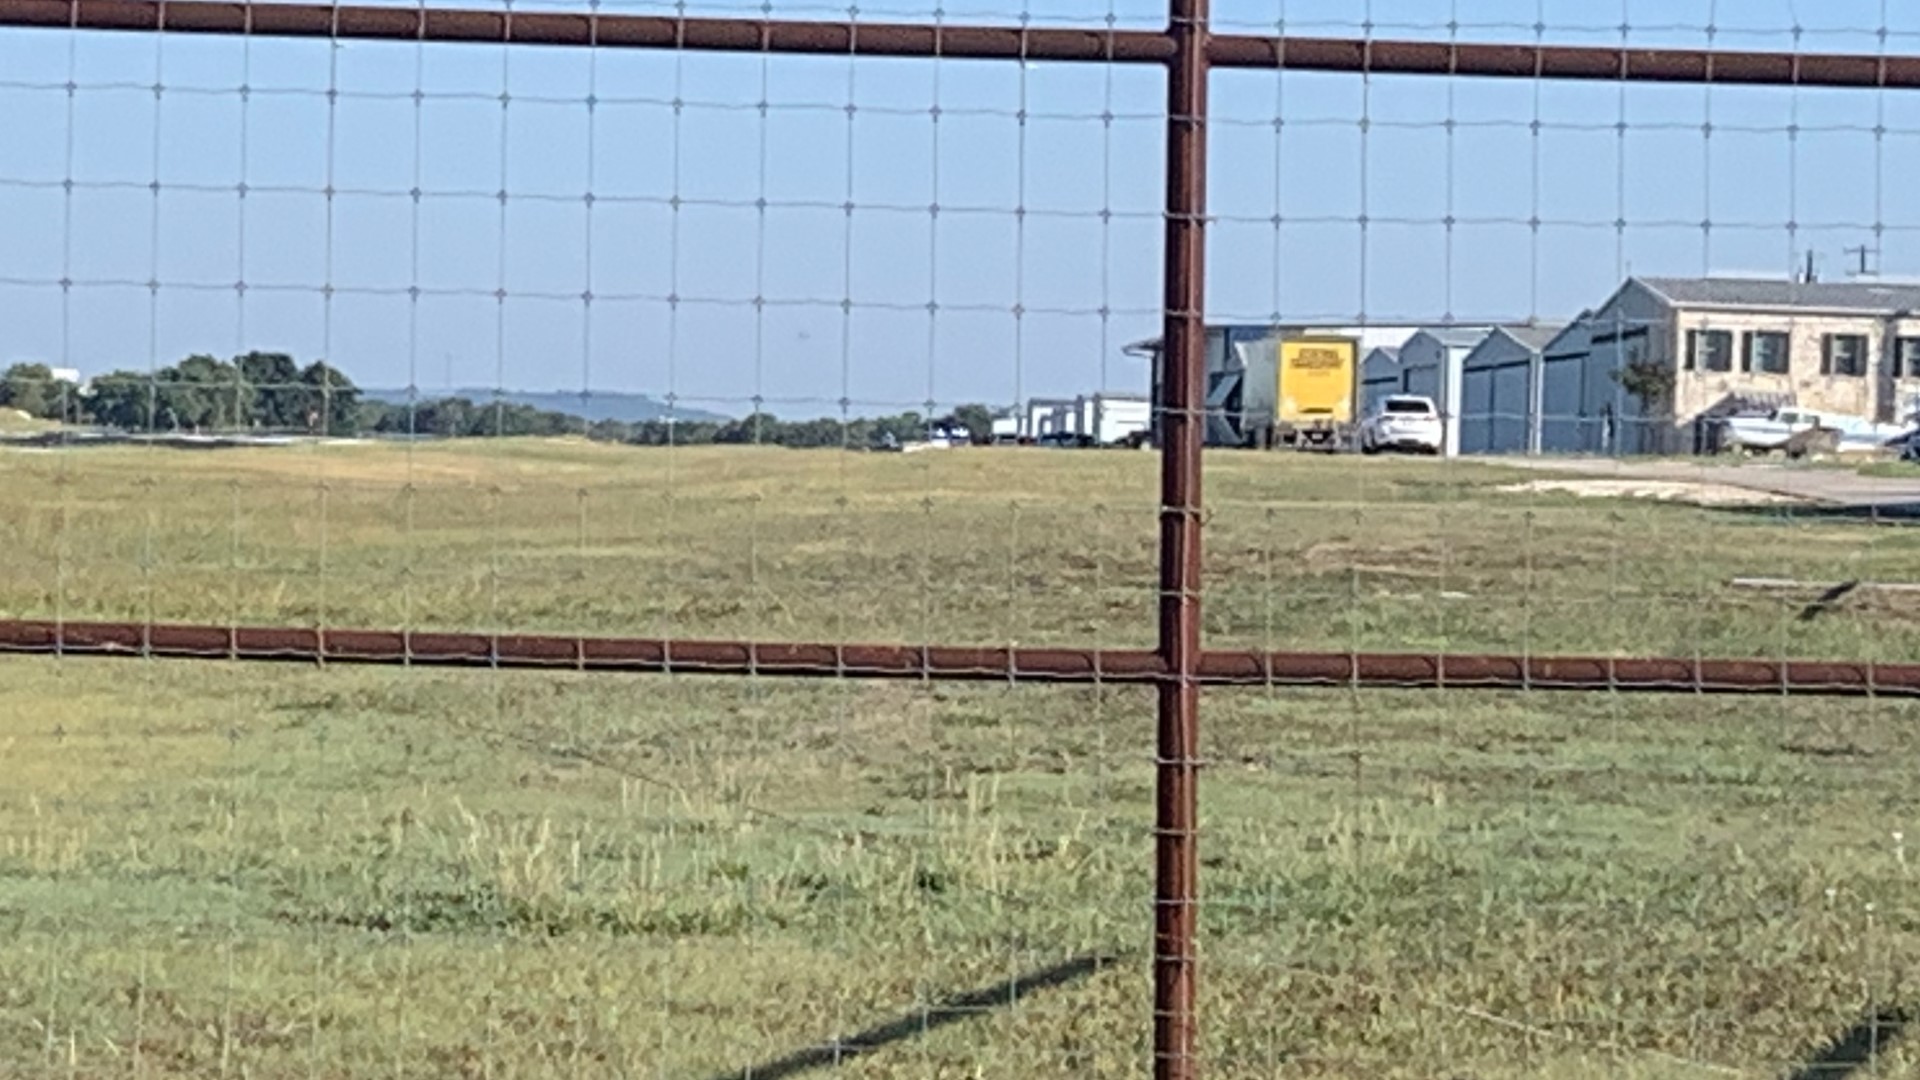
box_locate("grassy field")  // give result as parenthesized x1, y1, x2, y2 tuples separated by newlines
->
(4, 439, 1919, 657)
(2, 440, 1918, 1077)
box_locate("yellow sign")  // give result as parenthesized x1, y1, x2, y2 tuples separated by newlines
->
(1290, 345, 1347, 370)
(1276, 338, 1358, 424)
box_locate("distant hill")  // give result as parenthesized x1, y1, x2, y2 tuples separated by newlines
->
(363, 388, 729, 424)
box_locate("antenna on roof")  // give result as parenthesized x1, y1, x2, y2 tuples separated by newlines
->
(1844, 243, 1881, 279)
(1798, 250, 1819, 285)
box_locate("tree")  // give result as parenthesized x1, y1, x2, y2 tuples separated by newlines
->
(713, 412, 780, 445)
(368, 395, 470, 437)
(419, 397, 475, 437)
(950, 403, 997, 445)
(868, 411, 926, 446)
(85, 371, 156, 430)
(587, 418, 634, 443)
(1608, 358, 1678, 455)
(355, 399, 395, 434)
(627, 417, 722, 446)
(236, 351, 303, 430)
(0, 363, 61, 420)
(163, 354, 252, 432)
(774, 417, 848, 448)
(1611, 359, 1675, 412)
(300, 361, 361, 435)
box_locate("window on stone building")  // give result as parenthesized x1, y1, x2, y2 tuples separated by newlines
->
(1742, 331, 1790, 375)
(1896, 337, 1920, 378)
(1822, 334, 1869, 377)
(1685, 329, 1733, 372)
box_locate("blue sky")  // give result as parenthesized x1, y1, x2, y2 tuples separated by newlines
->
(3, 0, 1919, 416)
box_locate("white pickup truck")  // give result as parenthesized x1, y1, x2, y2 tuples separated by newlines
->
(1358, 395, 1444, 455)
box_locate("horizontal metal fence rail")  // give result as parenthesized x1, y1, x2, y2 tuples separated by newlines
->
(7, 620, 1919, 698)
(2, 0, 1918, 89)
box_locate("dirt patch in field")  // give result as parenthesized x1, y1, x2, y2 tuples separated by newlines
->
(1299, 539, 1446, 580)
(1498, 478, 1803, 508)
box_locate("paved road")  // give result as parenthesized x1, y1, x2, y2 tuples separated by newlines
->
(1502, 457, 1920, 513)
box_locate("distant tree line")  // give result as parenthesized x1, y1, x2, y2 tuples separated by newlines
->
(368, 403, 983, 448)
(2, 355, 1004, 449)
(2, 354, 360, 434)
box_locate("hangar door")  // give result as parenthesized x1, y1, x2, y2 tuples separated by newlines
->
(1459, 366, 1495, 454)
(1402, 364, 1443, 406)
(1539, 355, 1594, 454)
(1482, 357, 1528, 449)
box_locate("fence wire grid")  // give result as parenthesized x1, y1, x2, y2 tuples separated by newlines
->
(2, 0, 1919, 1078)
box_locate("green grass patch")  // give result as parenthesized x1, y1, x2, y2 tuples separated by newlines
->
(2, 442, 1917, 1076)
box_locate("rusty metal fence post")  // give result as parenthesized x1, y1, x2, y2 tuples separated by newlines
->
(1155, 0, 1209, 1074)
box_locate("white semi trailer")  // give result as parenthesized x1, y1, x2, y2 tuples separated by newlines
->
(1072, 394, 1153, 446)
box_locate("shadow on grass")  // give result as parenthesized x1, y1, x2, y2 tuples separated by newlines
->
(1786, 1008, 1910, 1079)
(1797, 580, 1862, 622)
(706, 953, 1115, 1080)
(1713, 502, 1920, 523)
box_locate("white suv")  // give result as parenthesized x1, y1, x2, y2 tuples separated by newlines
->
(1359, 395, 1443, 455)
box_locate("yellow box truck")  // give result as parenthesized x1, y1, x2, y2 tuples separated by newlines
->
(1135, 325, 1366, 450)
(1273, 336, 1359, 450)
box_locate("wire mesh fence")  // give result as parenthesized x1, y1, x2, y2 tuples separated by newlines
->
(2, 1, 1919, 1077)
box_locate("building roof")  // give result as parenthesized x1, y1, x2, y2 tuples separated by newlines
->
(1636, 276, 1920, 313)
(1125, 324, 1424, 356)
(1417, 326, 1497, 349)
(1541, 319, 1593, 358)
(1364, 345, 1401, 360)
(1460, 324, 1568, 370)
(1495, 324, 1566, 351)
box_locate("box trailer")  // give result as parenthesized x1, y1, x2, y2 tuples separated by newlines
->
(1137, 325, 1375, 449)
(1023, 398, 1078, 442)
(1074, 394, 1153, 446)
(1273, 337, 1359, 450)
